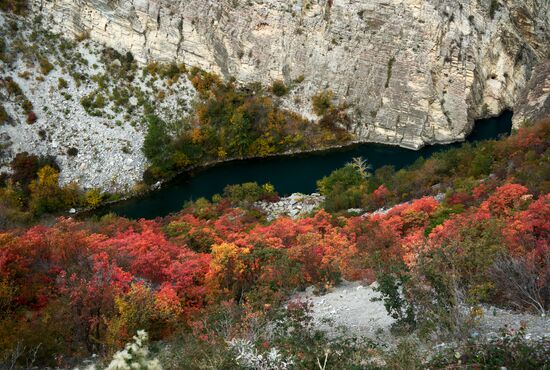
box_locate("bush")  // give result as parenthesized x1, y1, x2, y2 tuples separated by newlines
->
(67, 147, 78, 157)
(85, 188, 103, 207)
(0, 105, 9, 125)
(104, 330, 162, 370)
(373, 263, 416, 330)
(311, 90, 333, 116)
(142, 115, 172, 166)
(428, 327, 550, 369)
(58, 77, 68, 89)
(317, 164, 367, 211)
(383, 339, 423, 370)
(0, 0, 28, 15)
(271, 80, 288, 97)
(489, 255, 550, 314)
(21, 99, 33, 114)
(26, 111, 37, 124)
(9, 156, 35, 189)
(81, 92, 107, 113)
(38, 56, 54, 75)
(222, 182, 278, 205)
(28, 165, 69, 215)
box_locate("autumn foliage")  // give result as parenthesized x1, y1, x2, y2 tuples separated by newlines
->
(0, 121, 548, 367)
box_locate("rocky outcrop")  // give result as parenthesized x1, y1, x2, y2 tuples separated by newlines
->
(0, 14, 194, 192)
(295, 280, 550, 341)
(33, 0, 550, 149)
(512, 60, 550, 127)
(255, 192, 324, 220)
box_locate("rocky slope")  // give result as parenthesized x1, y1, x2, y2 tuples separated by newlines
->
(34, 0, 550, 149)
(0, 14, 195, 192)
(295, 280, 550, 342)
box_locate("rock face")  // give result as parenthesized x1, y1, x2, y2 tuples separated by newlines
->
(34, 0, 550, 149)
(255, 192, 324, 221)
(512, 61, 550, 127)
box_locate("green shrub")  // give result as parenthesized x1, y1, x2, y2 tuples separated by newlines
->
(384, 339, 423, 370)
(424, 205, 464, 237)
(58, 77, 68, 89)
(0, 105, 9, 125)
(271, 79, 288, 96)
(373, 263, 416, 331)
(311, 90, 333, 116)
(0, 0, 28, 15)
(5, 78, 23, 97)
(222, 182, 277, 205)
(21, 99, 33, 114)
(317, 164, 367, 211)
(80, 91, 107, 113)
(142, 115, 172, 164)
(38, 56, 54, 75)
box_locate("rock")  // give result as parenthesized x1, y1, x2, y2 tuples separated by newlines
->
(513, 60, 550, 128)
(32, 0, 550, 149)
(255, 193, 325, 220)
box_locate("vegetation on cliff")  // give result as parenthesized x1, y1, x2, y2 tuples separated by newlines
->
(142, 68, 353, 183)
(0, 0, 27, 15)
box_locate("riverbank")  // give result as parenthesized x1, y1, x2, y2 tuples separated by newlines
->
(90, 111, 512, 219)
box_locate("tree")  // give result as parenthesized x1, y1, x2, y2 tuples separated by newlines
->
(317, 164, 367, 211)
(348, 157, 371, 179)
(85, 188, 103, 207)
(142, 115, 172, 163)
(10, 152, 40, 190)
(28, 165, 65, 215)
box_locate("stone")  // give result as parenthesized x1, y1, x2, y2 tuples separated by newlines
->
(255, 193, 325, 220)
(32, 0, 550, 149)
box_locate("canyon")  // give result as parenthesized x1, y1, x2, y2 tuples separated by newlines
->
(34, 0, 550, 147)
(1, 0, 549, 192)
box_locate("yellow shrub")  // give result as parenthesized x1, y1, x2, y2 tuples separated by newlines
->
(84, 188, 103, 207)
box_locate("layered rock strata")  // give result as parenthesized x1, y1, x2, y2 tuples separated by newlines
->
(33, 0, 550, 148)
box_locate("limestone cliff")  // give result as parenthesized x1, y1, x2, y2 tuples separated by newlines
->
(33, 0, 550, 149)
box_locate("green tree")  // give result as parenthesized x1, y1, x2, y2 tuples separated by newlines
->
(317, 164, 368, 211)
(142, 115, 172, 164)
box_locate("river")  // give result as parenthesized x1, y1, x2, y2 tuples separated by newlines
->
(104, 111, 513, 219)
